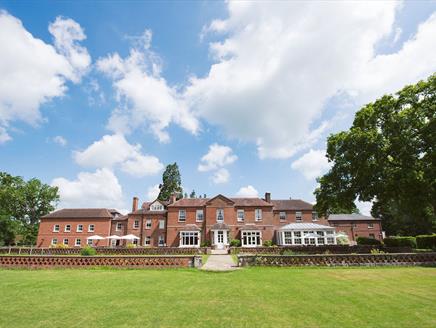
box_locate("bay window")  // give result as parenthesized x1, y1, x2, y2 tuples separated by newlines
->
(241, 231, 262, 247)
(179, 231, 200, 247)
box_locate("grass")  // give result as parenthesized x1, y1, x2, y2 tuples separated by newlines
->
(0, 267, 435, 328)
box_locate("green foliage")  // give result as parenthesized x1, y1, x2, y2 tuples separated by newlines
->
(189, 190, 196, 198)
(370, 249, 386, 255)
(126, 242, 136, 248)
(80, 246, 97, 256)
(383, 236, 416, 248)
(263, 240, 273, 247)
(230, 239, 241, 247)
(200, 240, 211, 247)
(158, 163, 183, 201)
(315, 74, 436, 236)
(356, 236, 382, 246)
(416, 234, 436, 249)
(336, 232, 350, 245)
(0, 172, 59, 245)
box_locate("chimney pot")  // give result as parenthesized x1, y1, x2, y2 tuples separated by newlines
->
(265, 192, 271, 203)
(132, 197, 139, 212)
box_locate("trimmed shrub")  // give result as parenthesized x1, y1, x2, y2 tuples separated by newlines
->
(230, 239, 241, 247)
(356, 236, 382, 246)
(383, 236, 416, 248)
(416, 234, 436, 249)
(263, 240, 273, 247)
(126, 243, 136, 248)
(80, 246, 96, 256)
(54, 243, 69, 249)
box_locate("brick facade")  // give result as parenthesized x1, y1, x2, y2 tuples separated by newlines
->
(36, 193, 384, 248)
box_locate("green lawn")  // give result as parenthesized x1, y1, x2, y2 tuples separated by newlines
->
(0, 267, 435, 327)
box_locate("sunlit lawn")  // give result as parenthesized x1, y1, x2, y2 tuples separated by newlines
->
(1, 267, 435, 327)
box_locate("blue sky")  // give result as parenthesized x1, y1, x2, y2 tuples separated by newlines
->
(0, 1, 435, 213)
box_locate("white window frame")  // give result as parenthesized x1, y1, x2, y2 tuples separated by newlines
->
(241, 231, 262, 247)
(88, 224, 95, 232)
(133, 220, 140, 229)
(237, 209, 245, 222)
(296, 211, 302, 222)
(87, 239, 93, 246)
(368, 223, 374, 229)
(196, 210, 204, 222)
(51, 238, 57, 245)
(158, 235, 165, 247)
(255, 209, 262, 221)
(369, 233, 375, 239)
(64, 224, 71, 232)
(75, 238, 81, 247)
(146, 219, 152, 229)
(150, 202, 164, 211)
(178, 210, 186, 222)
(312, 211, 318, 221)
(159, 219, 165, 229)
(279, 212, 286, 221)
(179, 231, 200, 247)
(116, 223, 122, 231)
(53, 224, 60, 232)
(77, 224, 83, 232)
(63, 238, 69, 245)
(216, 208, 224, 222)
(144, 236, 151, 246)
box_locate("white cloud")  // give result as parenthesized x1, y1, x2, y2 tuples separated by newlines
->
(0, 11, 90, 143)
(184, 2, 436, 159)
(212, 168, 230, 184)
(236, 185, 259, 198)
(356, 201, 373, 216)
(97, 29, 199, 143)
(53, 135, 67, 146)
(146, 184, 160, 201)
(291, 149, 331, 180)
(198, 143, 237, 171)
(52, 168, 124, 208)
(74, 134, 163, 177)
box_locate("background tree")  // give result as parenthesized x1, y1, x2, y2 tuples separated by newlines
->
(315, 74, 435, 236)
(158, 163, 183, 201)
(0, 172, 59, 245)
(189, 190, 196, 198)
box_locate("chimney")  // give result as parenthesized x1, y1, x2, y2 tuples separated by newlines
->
(132, 197, 139, 212)
(265, 192, 271, 203)
(170, 193, 177, 204)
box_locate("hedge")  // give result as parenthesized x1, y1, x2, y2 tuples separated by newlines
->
(383, 236, 417, 248)
(356, 236, 382, 246)
(416, 234, 436, 249)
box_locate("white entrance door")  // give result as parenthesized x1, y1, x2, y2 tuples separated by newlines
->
(215, 230, 225, 249)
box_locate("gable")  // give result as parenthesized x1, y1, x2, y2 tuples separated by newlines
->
(206, 194, 235, 207)
(149, 200, 165, 211)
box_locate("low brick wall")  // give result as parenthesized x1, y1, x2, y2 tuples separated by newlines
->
(0, 255, 201, 269)
(231, 245, 412, 255)
(238, 253, 436, 267)
(0, 247, 208, 256)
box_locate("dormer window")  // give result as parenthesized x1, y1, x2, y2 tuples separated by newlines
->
(150, 202, 164, 211)
(216, 209, 224, 222)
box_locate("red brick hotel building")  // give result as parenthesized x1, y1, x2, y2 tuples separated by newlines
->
(36, 192, 382, 248)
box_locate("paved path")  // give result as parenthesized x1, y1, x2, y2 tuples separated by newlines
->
(201, 255, 239, 271)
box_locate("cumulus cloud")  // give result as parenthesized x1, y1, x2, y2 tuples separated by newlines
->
(53, 135, 67, 147)
(291, 149, 331, 180)
(184, 2, 436, 159)
(0, 11, 90, 143)
(236, 185, 259, 198)
(74, 134, 163, 177)
(146, 184, 160, 201)
(52, 168, 124, 208)
(198, 143, 237, 171)
(212, 168, 230, 184)
(97, 29, 199, 143)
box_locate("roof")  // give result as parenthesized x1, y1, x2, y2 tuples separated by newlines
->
(279, 223, 335, 230)
(168, 198, 209, 207)
(42, 208, 113, 219)
(271, 199, 313, 211)
(179, 224, 201, 232)
(211, 223, 230, 230)
(230, 198, 273, 207)
(328, 213, 380, 221)
(131, 208, 167, 215)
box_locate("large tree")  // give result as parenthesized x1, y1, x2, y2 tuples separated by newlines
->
(0, 172, 59, 245)
(158, 163, 183, 201)
(315, 74, 435, 236)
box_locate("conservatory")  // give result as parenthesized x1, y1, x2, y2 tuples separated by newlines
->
(276, 223, 337, 246)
